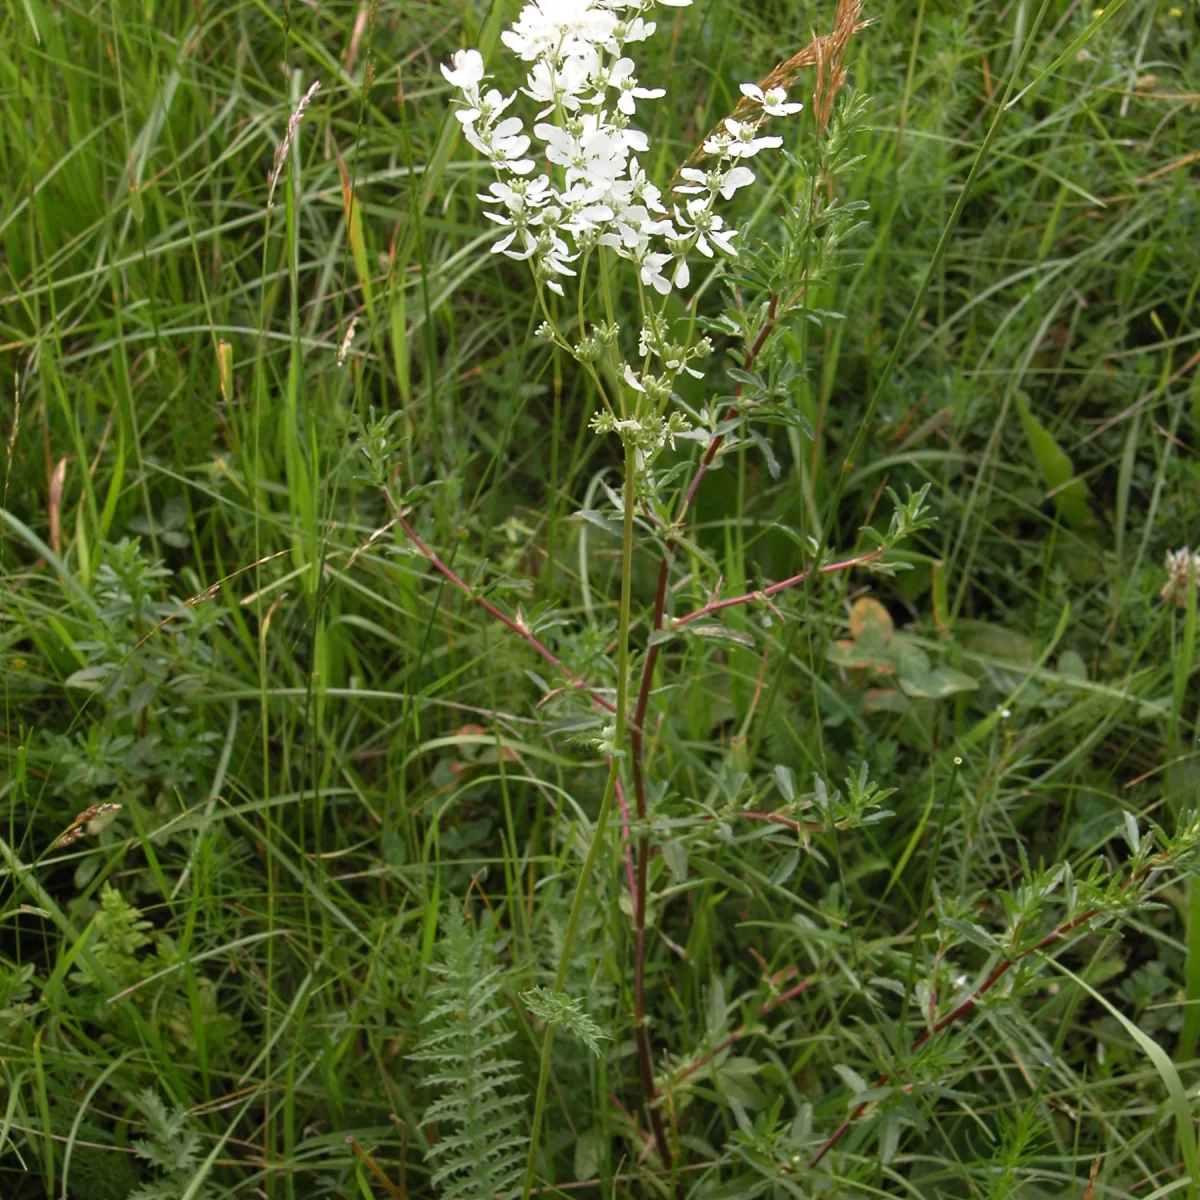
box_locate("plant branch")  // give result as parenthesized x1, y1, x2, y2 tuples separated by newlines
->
(724, 811, 824, 835)
(673, 975, 817, 1086)
(384, 487, 618, 717)
(808, 847, 1170, 1169)
(628, 555, 672, 1177)
(615, 775, 637, 899)
(674, 546, 885, 628)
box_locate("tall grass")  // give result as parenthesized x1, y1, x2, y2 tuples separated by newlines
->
(2, 1, 1199, 1197)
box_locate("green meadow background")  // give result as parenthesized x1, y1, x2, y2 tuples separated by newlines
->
(2, 0, 1199, 1196)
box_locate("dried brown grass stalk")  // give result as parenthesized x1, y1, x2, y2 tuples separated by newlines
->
(54, 802, 122, 848)
(676, 0, 867, 181)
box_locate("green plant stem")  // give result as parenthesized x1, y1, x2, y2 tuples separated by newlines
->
(897, 756, 959, 1038)
(522, 434, 637, 1200)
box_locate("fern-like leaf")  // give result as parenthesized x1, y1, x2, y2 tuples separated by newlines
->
(521, 986, 609, 1056)
(410, 908, 529, 1200)
(132, 1088, 200, 1172)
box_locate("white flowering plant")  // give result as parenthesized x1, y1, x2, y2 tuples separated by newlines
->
(441, 0, 821, 447)
(385, 0, 970, 1191)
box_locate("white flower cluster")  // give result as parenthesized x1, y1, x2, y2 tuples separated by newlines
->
(441, 0, 803, 303)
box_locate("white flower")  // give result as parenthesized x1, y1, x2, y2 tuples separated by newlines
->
(674, 164, 755, 198)
(677, 198, 737, 256)
(638, 250, 673, 295)
(705, 117, 783, 160)
(673, 167, 708, 195)
(543, 245, 578, 278)
(598, 202, 673, 252)
(718, 165, 756, 196)
(627, 157, 666, 212)
(523, 50, 598, 113)
(606, 57, 664, 115)
(559, 185, 615, 237)
(623, 363, 645, 391)
(491, 225, 538, 258)
(455, 87, 516, 128)
(442, 49, 485, 97)
(536, 117, 627, 193)
(614, 16, 656, 44)
(445, 0, 720, 301)
(503, 0, 618, 63)
(537, 229, 579, 294)
(660, 344, 702, 378)
(614, 125, 650, 155)
(479, 177, 553, 256)
(739, 82, 803, 117)
(464, 115, 535, 174)
(478, 175, 552, 213)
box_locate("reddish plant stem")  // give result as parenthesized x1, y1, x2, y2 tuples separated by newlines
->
(384, 491, 618, 717)
(723, 811, 825, 835)
(629, 558, 671, 1173)
(674, 976, 817, 1085)
(675, 546, 885, 628)
(625, 298, 779, 1174)
(808, 852, 1168, 1169)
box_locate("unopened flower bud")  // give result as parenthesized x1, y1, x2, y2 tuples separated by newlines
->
(642, 375, 671, 404)
(594, 320, 619, 346)
(574, 336, 601, 363)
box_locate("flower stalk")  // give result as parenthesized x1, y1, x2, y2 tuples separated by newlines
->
(522, 433, 638, 1200)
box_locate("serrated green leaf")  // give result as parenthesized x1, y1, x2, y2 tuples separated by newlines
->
(521, 986, 609, 1056)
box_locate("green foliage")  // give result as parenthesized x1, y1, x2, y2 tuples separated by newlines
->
(65, 1146, 141, 1200)
(409, 909, 529, 1200)
(520, 987, 609, 1057)
(1013, 391, 1097, 532)
(1, 0, 1199, 1197)
(73, 883, 154, 990)
(127, 1090, 216, 1200)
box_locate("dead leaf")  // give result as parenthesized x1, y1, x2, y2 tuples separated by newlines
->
(850, 596, 893, 642)
(48, 456, 68, 556)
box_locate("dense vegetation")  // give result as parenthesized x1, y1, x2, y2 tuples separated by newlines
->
(2, 0, 1199, 1197)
